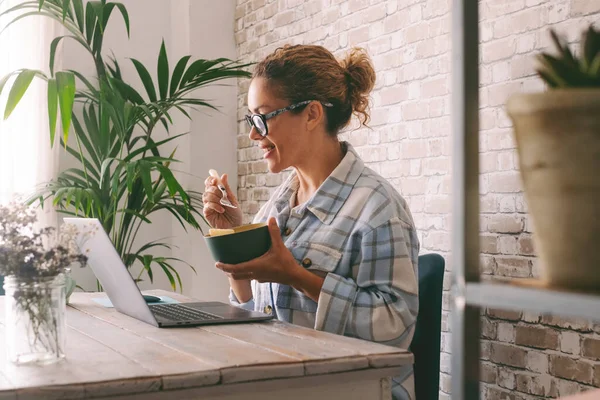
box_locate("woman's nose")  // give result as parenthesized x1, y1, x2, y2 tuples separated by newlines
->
(248, 126, 262, 141)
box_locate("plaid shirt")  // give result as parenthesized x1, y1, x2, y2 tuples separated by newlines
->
(230, 142, 419, 400)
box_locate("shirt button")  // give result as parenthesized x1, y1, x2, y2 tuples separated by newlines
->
(284, 227, 292, 236)
(263, 305, 273, 314)
(302, 258, 312, 268)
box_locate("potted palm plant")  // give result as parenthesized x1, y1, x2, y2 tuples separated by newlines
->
(0, 0, 251, 291)
(507, 26, 600, 291)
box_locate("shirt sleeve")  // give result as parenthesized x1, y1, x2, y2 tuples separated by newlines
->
(314, 217, 419, 345)
(229, 287, 256, 311)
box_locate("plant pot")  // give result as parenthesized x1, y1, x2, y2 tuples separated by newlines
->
(3, 274, 67, 365)
(507, 89, 600, 291)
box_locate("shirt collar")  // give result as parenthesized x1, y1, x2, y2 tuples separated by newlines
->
(274, 141, 365, 224)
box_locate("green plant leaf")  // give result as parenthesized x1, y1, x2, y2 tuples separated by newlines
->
(170, 55, 191, 96)
(49, 35, 67, 76)
(60, 140, 101, 180)
(100, 2, 115, 33)
(180, 59, 210, 87)
(158, 261, 177, 291)
(130, 58, 157, 102)
(123, 132, 187, 162)
(139, 162, 154, 203)
(47, 78, 58, 147)
(141, 255, 154, 282)
(114, 3, 129, 38)
(589, 53, 600, 78)
(56, 71, 76, 141)
(72, 0, 85, 31)
(109, 77, 144, 104)
(68, 69, 98, 94)
(4, 69, 37, 120)
(99, 158, 115, 188)
(174, 105, 192, 120)
(126, 162, 136, 192)
(85, 1, 97, 45)
(582, 26, 600, 71)
(89, 1, 103, 32)
(62, 0, 71, 21)
(157, 39, 169, 100)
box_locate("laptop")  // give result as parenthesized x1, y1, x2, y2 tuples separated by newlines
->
(65, 218, 273, 327)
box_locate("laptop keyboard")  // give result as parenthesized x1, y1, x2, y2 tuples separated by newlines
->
(150, 303, 223, 322)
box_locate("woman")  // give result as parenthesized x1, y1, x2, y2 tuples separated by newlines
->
(203, 45, 419, 400)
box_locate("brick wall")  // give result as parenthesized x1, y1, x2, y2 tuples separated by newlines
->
(234, 1, 600, 398)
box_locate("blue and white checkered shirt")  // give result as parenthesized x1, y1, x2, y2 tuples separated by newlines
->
(231, 142, 419, 400)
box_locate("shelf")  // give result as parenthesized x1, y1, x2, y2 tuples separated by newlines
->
(465, 280, 600, 322)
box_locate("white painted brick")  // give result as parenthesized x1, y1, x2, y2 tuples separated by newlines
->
(560, 331, 581, 355)
(409, 159, 421, 176)
(484, 0, 525, 19)
(498, 322, 516, 343)
(492, 61, 511, 83)
(527, 350, 549, 374)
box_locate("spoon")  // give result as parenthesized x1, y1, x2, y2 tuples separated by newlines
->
(209, 169, 237, 209)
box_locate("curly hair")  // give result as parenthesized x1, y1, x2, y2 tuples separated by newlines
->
(253, 45, 376, 135)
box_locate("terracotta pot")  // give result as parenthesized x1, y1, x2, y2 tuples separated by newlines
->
(507, 89, 600, 291)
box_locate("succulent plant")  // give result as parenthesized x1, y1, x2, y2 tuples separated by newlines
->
(536, 25, 600, 88)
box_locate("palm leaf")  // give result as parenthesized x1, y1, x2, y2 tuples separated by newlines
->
(113, 3, 129, 38)
(72, 0, 85, 31)
(130, 58, 157, 102)
(157, 39, 169, 100)
(47, 78, 58, 146)
(56, 71, 76, 141)
(170, 55, 191, 96)
(4, 69, 40, 119)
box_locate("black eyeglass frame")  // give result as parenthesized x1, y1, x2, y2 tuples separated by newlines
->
(245, 100, 333, 137)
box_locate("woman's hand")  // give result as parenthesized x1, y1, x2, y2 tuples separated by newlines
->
(202, 173, 243, 229)
(216, 217, 304, 285)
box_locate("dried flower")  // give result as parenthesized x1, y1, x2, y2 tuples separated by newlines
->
(0, 202, 87, 280)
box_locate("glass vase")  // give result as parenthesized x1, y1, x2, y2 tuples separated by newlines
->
(3, 274, 67, 365)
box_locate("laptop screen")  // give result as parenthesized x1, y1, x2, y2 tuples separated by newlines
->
(64, 218, 158, 326)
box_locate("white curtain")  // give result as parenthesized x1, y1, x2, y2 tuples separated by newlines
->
(0, 1, 61, 227)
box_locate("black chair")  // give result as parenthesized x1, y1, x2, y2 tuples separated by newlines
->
(411, 253, 445, 400)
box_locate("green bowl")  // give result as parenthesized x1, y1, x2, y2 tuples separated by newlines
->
(204, 223, 271, 264)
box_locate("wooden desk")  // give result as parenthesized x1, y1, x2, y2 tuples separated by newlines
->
(0, 290, 412, 400)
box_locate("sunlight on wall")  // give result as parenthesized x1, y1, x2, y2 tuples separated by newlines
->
(0, 1, 57, 207)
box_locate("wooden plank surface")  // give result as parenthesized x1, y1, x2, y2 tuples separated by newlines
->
(64, 305, 220, 391)
(90, 367, 400, 400)
(69, 294, 305, 384)
(0, 290, 411, 399)
(156, 290, 413, 365)
(0, 324, 160, 399)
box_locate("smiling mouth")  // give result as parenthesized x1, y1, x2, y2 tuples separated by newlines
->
(261, 144, 275, 158)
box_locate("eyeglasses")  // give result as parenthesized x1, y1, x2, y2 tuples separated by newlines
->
(245, 100, 333, 137)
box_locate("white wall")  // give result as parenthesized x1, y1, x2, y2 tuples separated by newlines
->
(64, 0, 237, 302)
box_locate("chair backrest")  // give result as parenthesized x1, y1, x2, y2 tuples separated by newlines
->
(411, 253, 445, 400)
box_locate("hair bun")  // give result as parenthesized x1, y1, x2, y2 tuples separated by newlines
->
(340, 48, 376, 126)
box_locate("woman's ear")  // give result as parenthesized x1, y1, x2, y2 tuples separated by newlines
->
(305, 101, 325, 132)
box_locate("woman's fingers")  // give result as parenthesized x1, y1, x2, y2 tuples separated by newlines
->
(204, 202, 225, 214)
(202, 190, 222, 203)
(204, 182, 220, 193)
(204, 176, 218, 188)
